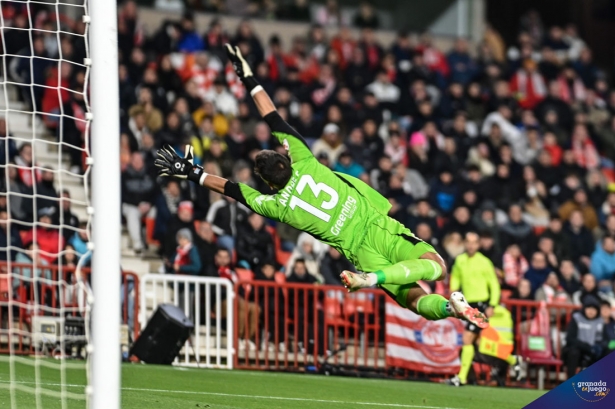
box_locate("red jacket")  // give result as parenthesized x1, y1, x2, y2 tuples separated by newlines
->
(22, 228, 65, 263)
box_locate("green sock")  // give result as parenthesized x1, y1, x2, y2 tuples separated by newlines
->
(458, 345, 475, 384)
(374, 259, 442, 285)
(416, 294, 451, 320)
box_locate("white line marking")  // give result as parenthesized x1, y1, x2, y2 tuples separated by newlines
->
(0, 380, 462, 409)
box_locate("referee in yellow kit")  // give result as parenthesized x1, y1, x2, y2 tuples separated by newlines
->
(447, 231, 501, 386)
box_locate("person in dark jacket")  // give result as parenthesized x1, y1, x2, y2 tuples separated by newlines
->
(562, 296, 604, 378)
(499, 204, 534, 255)
(429, 169, 458, 216)
(54, 190, 80, 241)
(558, 259, 581, 296)
(121, 152, 157, 254)
(564, 210, 594, 273)
(540, 215, 571, 261)
(254, 261, 285, 351)
(601, 300, 615, 358)
(236, 212, 275, 271)
(35, 168, 58, 213)
(205, 196, 250, 252)
(162, 201, 197, 261)
(286, 258, 325, 354)
(194, 221, 217, 276)
(0, 207, 22, 262)
(319, 247, 355, 286)
(524, 252, 555, 296)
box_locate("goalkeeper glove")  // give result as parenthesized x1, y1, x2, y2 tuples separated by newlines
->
(225, 43, 261, 94)
(155, 144, 207, 184)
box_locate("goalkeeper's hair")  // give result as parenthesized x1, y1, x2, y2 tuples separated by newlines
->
(254, 150, 292, 188)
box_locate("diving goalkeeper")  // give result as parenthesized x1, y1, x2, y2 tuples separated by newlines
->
(155, 44, 488, 329)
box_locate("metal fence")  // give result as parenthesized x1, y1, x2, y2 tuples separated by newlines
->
(139, 273, 234, 369)
(0, 262, 139, 354)
(233, 280, 386, 372)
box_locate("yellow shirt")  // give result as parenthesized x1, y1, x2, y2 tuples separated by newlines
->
(450, 251, 500, 306)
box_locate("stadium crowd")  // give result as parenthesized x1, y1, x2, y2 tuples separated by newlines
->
(1, 0, 615, 380)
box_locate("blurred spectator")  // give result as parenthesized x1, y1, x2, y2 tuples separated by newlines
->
(129, 87, 164, 136)
(254, 261, 286, 351)
(590, 235, 615, 286)
(320, 247, 354, 286)
(502, 244, 529, 289)
(562, 296, 603, 379)
(599, 192, 615, 226)
(0, 208, 22, 262)
(448, 38, 476, 86)
(499, 204, 533, 255)
(236, 212, 275, 270)
(15, 143, 41, 189)
(68, 222, 91, 266)
(206, 197, 249, 251)
(35, 168, 58, 212)
(204, 78, 239, 117)
(540, 215, 571, 261)
(55, 190, 80, 241)
(312, 123, 344, 164)
(178, 12, 205, 52)
(573, 273, 610, 305)
(510, 59, 546, 109)
(22, 208, 64, 263)
(214, 248, 259, 349)
(154, 180, 183, 243)
(353, 2, 379, 29)
(537, 236, 559, 270)
(121, 152, 157, 255)
(559, 188, 599, 231)
(12, 242, 51, 294)
(333, 150, 366, 180)
(601, 300, 615, 357)
(277, 222, 301, 252)
(194, 221, 217, 276)
(509, 278, 535, 326)
(535, 271, 571, 304)
(285, 232, 328, 282)
(558, 259, 581, 296)
(564, 210, 594, 270)
(524, 251, 554, 296)
(0, 118, 17, 171)
(169, 228, 201, 276)
(162, 201, 197, 261)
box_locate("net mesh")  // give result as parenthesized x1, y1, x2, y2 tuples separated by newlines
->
(0, 1, 93, 407)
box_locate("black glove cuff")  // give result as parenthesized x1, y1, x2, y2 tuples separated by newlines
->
(187, 165, 205, 184)
(242, 76, 260, 92)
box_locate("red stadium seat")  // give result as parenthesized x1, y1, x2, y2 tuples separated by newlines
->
(235, 268, 254, 282)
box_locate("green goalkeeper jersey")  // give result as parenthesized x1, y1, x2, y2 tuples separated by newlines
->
(229, 112, 394, 263)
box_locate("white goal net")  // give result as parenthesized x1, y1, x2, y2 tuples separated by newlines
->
(0, 1, 119, 408)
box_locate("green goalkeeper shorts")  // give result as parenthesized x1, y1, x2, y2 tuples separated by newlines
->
(354, 216, 437, 308)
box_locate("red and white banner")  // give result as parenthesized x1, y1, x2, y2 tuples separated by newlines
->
(385, 298, 464, 374)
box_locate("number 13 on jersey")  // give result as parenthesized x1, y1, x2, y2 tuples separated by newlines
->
(289, 175, 339, 222)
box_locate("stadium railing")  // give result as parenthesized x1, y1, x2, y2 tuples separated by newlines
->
(0, 262, 139, 354)
(503, 299, 579, 389)
(233, 280, 386, 373)
(139, 273, 234, 368)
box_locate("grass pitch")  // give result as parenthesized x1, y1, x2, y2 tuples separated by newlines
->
(0, 358, 545, 409)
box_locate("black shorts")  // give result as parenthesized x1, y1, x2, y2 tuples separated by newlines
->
(465, 301, 489, 334)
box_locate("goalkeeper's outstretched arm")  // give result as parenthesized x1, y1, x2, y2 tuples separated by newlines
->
(225, 44, 312, 163)
(155, 145, 278, 220)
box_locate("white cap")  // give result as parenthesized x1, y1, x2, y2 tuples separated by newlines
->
(323, 123, 340, 135)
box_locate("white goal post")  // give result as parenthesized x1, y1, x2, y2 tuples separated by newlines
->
(89, 0, 121, 408)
